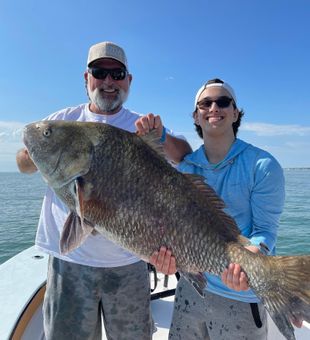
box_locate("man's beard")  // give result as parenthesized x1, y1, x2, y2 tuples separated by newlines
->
(88, 84, 129, 113)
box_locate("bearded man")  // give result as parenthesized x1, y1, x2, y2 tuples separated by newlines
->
(16, 41, 191, 340)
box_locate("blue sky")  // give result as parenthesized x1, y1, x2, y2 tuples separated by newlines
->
(1, 0, 310, 171)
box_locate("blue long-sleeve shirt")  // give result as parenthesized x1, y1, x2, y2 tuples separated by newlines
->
(177, 138, 285, 303)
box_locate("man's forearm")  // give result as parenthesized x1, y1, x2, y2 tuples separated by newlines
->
(163, 134, 192, 164)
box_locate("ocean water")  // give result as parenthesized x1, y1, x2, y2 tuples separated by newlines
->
(0, 172, 46, 264)
(0, 169, 309, 264)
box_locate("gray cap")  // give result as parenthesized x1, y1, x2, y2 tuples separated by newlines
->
(87, 41, 128, 69)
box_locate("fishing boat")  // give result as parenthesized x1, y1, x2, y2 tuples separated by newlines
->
(0, 246, 309, 340)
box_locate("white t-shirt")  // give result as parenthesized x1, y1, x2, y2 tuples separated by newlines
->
(35, 103, 145, 267)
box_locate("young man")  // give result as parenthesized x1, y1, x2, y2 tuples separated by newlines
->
(151, 78, 286, 339)
(16, 41, 191, 340)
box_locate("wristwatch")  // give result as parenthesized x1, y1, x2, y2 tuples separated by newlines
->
(258, 242, 270, 255)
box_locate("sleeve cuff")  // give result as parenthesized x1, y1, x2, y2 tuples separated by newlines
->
(249, 236, 272, 255)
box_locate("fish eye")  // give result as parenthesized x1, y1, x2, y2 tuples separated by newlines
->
(43, 128, 52, 137)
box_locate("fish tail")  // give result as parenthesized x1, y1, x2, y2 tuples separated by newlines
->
(258, 255, 310, 340)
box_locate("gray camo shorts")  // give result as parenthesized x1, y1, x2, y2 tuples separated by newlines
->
(169, 276, 267, 340)
(43, 256, 152, 340)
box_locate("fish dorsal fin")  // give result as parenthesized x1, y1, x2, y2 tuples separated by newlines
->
(138, 129, 166, 159)
(184, 174, 225, 209)
(184, 173, 240, 236)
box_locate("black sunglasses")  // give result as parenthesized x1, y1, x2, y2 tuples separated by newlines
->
(88, 67, 128, 81)
(197, 96, 233, 109)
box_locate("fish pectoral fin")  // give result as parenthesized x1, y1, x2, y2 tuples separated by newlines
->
(75, 178, 85, 220)
(180, 271, 207, 297)
(60, 212, 95, 255)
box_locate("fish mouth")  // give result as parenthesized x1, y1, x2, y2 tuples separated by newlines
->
(22, 125, 33, 149)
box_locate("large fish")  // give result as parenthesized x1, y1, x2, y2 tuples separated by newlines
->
(23, 120, 310, 340)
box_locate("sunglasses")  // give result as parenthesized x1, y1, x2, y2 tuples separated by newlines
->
(88, 67, 128, 81)
(197, 96, 233, 109)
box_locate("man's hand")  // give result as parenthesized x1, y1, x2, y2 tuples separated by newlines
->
(149, 246, 177, 275)
(221, 245, 261, 291)
(135, 113, 163, 138)
(16, 148, 37, 173)
(221, 263, 249, 291)
(135, 113, 192, 163)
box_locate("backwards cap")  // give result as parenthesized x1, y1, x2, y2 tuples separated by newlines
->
(87, 41, 128, 69)
(194, 79, 237, 109)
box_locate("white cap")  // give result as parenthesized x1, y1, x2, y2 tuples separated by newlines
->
(87, 41, 128, 69)
(194, 79, 237, 109)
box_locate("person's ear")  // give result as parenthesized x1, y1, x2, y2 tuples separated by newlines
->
(128, 73, 133, 85)
(84, 71, 88, 82)
(233, 109, 239, 122)
(194, 110, 199, 125)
